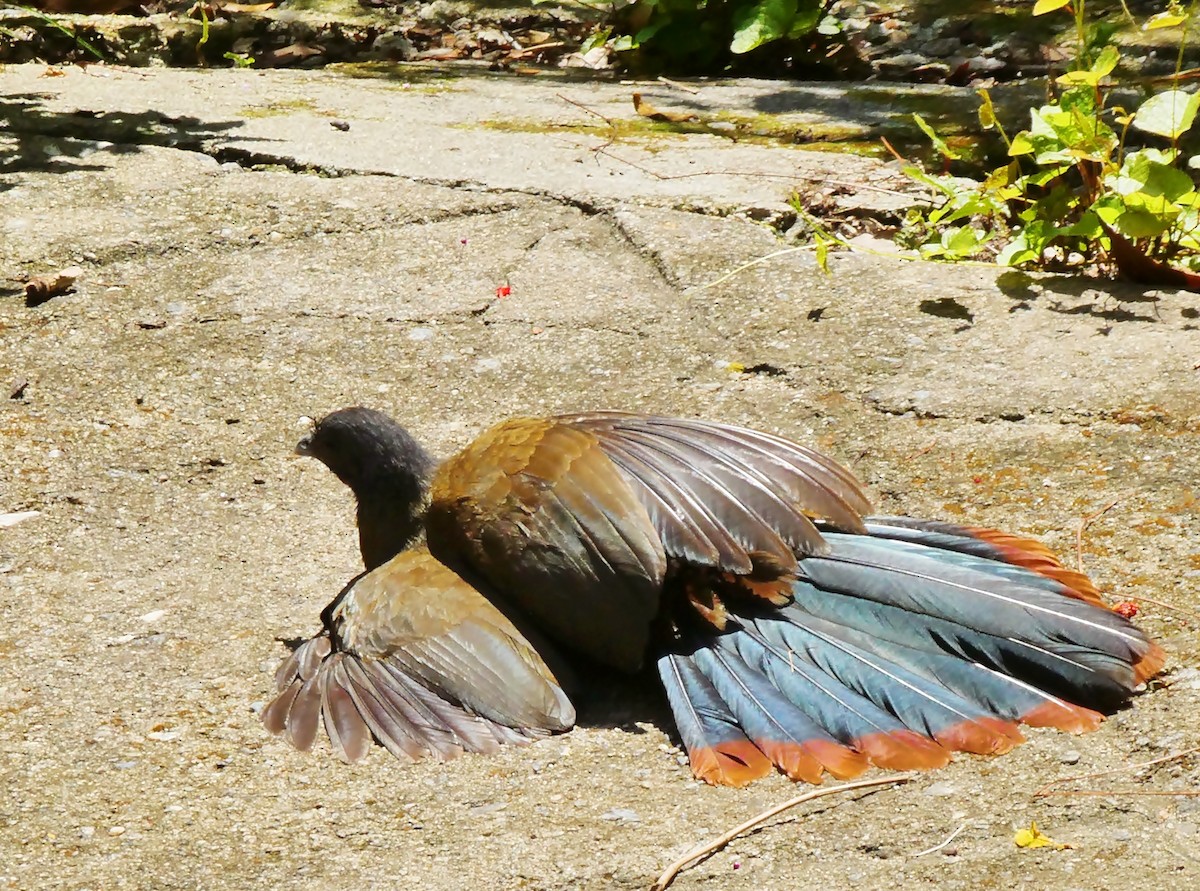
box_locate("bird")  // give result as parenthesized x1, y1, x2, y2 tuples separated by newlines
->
(263, 407, 1163, 787)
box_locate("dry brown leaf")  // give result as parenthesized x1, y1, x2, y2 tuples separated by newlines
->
(24, 266, 82, 305)
(260, 43, 323, 66)
(632, 92, 698, 123)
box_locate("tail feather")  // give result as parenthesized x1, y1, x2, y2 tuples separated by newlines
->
(655, 516, 1160, 786)
(803, 534, 1152, 686)
(727, 625, 952, 771)
(693, 642, 868, 781)
(863, 517, 1105, 607)
(749, 611, 1023, 755)
(784, 587, 1110, 731)
(657, 652, 772, 787)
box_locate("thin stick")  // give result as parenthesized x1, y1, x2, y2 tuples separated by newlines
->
(656, 75, 701, 94)
(910, 822, 968, 857)
(1031, 746, 1200, 799)
(650, 775, 911, 891)
(1074, 495, 1126, 572)
(1032, 797, 1200, 802)
(510, 41, 566, 59)
(556, 93, 614, 126)
(1126, 594, 1200, 626)
(595, 146, 923, 199)
(880, 135, 907, 165)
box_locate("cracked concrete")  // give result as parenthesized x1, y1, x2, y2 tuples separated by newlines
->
(2, 62, 1200, 891)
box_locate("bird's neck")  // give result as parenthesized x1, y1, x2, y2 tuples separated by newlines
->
(355, 477, 431, 571)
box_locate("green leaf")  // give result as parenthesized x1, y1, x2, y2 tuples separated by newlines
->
(1033, 0, 1071, 14)
(1133, 90, 1200, 139)
(1056, 45, 1119, 86)
(1061, 210, 1103, 240)
(580, 27, 611, 53)
(944, 225, 988, 255)
(1112, 149, 1194, 200)
(1009, 132, 1035, 155)
(997, 236, 1037, 266)
(634, 21, 669, 44)
(913, 113, 960, 160)
(731, 0, 799, 54)
(1114, 208, 1173, 238)
(814, 231, 830, 273)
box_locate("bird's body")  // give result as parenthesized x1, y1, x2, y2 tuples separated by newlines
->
(264, 408, 1162, 786)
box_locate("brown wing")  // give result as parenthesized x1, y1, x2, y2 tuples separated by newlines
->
(559, 412, 872, 566)
(427, 417, 669, 672)
(262, 548, 574, 763)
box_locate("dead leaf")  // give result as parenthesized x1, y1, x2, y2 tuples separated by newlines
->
(632, 92, 699, 123)
(414, 47, 462, 61)
(1014, 821, 1071, 850)
(216, 1, 279, 11)
(259, 43, 323, 66)
(24, 266, 82, 305)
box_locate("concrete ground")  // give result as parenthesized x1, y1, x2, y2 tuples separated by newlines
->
(1, 63, 1198, 891)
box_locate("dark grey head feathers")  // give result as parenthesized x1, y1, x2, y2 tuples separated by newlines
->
(298, 407, 437, 571)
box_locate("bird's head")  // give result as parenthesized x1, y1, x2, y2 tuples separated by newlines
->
(296, 407, 435, 501)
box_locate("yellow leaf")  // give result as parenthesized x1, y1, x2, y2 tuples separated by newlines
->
(1014, 821, 1071, 850)
(978, 88, 997, 130)
(1033, 0, 1071, 15)
(726, 362, 746, 373)
(1146, 11, 1188, 30)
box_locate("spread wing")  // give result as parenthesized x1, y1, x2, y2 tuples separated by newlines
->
(262, 548, 574, 763)
(426, 413, 873, 670)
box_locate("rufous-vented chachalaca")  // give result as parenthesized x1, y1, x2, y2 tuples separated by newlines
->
(263, 408, 1163, 787)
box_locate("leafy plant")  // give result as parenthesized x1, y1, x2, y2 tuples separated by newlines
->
(601, 0, 839, 73)
(901, 0, 1200, 287)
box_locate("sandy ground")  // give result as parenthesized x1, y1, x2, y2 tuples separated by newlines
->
(2, 64, 1199, 891)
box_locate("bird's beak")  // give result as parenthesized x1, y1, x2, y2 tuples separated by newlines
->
(295, 415, 316, 456)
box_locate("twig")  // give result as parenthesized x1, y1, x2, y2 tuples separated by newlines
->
(650, 775, 911, 891)
(1074, 495, 1127, 572)
(910, 822, 968, 858)
(693, 246, 812, 292)
(656, 76, 701, 95)
(1031, 746, 1200, 799)
(1125, 594, 1200, 627)
(595, 146, 924, 199)
(510, 41, 566, 59)
(880, 135, 907, 165)
(908, 440, 940, 459)
(1035, 789, 1200, 798)
(556, 93, 614, 126)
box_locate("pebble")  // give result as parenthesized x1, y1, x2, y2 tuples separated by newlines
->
(1060, 749, 1082, 765)
(600, 807, 641, 823)
(924, 781, 957, 797)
